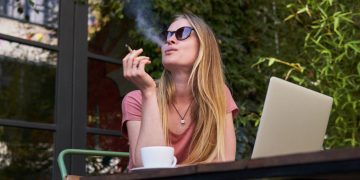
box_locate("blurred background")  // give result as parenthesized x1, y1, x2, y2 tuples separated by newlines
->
(0, 0, 359, 179)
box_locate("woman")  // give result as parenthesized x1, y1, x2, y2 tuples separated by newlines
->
(121, 13, 238, 169)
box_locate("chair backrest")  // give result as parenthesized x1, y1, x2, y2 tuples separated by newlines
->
(57, 149, 129, 179)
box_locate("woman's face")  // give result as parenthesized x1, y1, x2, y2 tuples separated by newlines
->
(161, 18, 200, 72)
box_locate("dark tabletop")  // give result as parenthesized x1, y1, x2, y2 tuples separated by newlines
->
(81, 148, 360, 179)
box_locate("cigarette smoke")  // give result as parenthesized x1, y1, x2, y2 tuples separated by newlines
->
(125, 0, 165, 47)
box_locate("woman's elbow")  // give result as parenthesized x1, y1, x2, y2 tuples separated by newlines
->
(131, 155, 143, 168)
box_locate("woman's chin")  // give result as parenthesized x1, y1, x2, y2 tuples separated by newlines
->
(162, 59, 178, 66)
(162, 55, 177, 62)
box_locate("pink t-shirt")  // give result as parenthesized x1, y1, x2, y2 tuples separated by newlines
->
(121, 86, 238, 169)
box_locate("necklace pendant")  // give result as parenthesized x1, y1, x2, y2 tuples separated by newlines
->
(180, 119, 185, 125)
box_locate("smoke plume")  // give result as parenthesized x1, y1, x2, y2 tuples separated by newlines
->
(125, 0, 164, 47)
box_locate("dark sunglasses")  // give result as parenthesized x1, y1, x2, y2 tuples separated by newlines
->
(161, 26, 194, 42)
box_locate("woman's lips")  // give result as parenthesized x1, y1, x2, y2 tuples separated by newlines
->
(165, 48, 178, 55)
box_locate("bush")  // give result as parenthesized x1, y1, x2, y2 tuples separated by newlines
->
(254, 0, 360, 149)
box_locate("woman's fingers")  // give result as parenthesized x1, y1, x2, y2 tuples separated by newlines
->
(132, 56, 149, 69)
(122, 48, 155, 90)
(123, 49, 143, 76)
(123, 51, 136, 76)
(131, 59, 153, 88)
(131, 58, 150, 78)
(124, 56, 151, 80)
(122, 52, 131, 75)
(128, 48, 143, 61)
(122, 52, 131, 62)
(137, 59, 151, 72)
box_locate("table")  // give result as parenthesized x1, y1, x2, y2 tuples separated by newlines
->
(81, 148, 360, 179)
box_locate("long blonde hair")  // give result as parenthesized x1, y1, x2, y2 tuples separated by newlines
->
(157, 13, 227, 164)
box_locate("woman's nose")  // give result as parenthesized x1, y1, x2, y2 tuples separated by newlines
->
(166, 34, 176, 45)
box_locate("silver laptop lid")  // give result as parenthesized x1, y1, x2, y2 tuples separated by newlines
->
(251, 77, 333, 159)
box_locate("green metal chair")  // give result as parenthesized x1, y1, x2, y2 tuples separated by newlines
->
(57, 149, 129, 179)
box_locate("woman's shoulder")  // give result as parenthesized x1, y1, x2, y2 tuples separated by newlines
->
(125, 90, 142, 97)
(123, 90, 142, 104)
(224, 84, 233, 95)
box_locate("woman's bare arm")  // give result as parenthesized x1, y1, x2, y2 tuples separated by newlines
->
(123, 49, 166, 167)
(212, 112, 236, 162)
(224, 112, 236, 161)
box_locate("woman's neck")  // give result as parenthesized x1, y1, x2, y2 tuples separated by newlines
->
(171, 72, 193, 103)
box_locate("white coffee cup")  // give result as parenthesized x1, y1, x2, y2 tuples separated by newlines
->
(141, 146, 177, 168)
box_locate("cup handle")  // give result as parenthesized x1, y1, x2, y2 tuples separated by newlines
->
(171, 156, 177, 167)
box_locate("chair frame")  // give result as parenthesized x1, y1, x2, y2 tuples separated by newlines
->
(57, 149, 129, 179)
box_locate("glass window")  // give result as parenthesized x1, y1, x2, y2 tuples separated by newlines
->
(86, 134, 129, 175)
(0, 39, 56, 123)
(0, 126, 53, 179)
(0, 0, 59, 45)
(87, 59, 136, 130)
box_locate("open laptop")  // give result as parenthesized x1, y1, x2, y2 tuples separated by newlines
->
(251, 77, 333, 159)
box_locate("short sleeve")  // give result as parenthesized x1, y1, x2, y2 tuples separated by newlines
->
(225, 86, 239, 119)
(121, 90, 142, 137)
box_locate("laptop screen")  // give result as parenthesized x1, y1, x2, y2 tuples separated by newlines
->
(251, 77, 333, 159)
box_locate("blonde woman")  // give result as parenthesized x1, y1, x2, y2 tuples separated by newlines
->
(121, 13, 238, 169)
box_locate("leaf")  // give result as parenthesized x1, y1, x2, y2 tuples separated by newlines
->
(335, 117, 344, 124)
(346, 41, 360, 53)
(268, 58, 275, 66)
(338, 12, 354, 23)
(357, 63, 360, 76)
(286, 3, 295, 8)
(305, 5, 312, 17)
(284, 14, 295, 22)
(290, 76, 303, 84)
(347, 94, 352, 102)
(255, 119, 260, 127)
(347, 40, 360, 44)
(333, 17, 339, 32)
(251, 58, 266, 68)
(318, 6, 328, 18)
(333, 96, 338, 106)
(352, 102, 357, 111)
(335, 52, 346, 62)
(341, 102, 350, 110)
(296, 7, 307, 14)
(285, 69, 294, 80)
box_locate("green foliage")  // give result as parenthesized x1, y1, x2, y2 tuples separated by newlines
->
(88, 0, 359, 159)
(106, 0, 359, 158)
(253, 0, 360, 149)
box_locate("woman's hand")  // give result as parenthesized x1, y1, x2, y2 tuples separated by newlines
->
(122, 48, 156, 95)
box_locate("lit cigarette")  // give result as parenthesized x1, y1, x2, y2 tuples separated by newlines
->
(125, 44, 133, 52)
